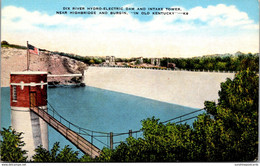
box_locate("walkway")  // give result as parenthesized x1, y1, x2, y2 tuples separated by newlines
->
(30, 106, 100, 158)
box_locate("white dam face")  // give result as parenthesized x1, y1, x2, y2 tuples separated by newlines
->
(84, 67, 235, 109)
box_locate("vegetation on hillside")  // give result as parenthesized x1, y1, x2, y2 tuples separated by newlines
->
(1, 69, 258, 162)
(1, 40, 27, 50)
(160, 54, 259, 72)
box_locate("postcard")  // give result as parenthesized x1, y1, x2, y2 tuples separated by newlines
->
(1, 0, 259, 164)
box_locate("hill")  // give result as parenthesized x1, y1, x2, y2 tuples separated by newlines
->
(1, 46, 87, 87)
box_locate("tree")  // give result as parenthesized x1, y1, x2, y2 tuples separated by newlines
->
(32, 142, 80, 162)
(143, 58, 151, 64)
(135, 59, 141, 65)
(216, 62, 227, 71)
(94, 58, 102, 64)
(160, 58, 168, 67)
(203, 68, 258, 161)
(178, 59, 187, 69)
(0, 127, 28, 162)
(83, 57, 91, 64)
(1, 40, 9, 45)
(89, 59, 95, 64)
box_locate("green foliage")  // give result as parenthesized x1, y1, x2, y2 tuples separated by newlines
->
(57, 145, 80, 162)
(135, 59, 141, 65)
(32, 142, 80, 162)
(160, 54, 259, 72)
(143, 58, 151, 64)
(97, 118, 195, 162)
(204, 69, 258, 161)
(93, 58, 103, 64)
(80, 154, 95, 162)
(0, 126, 28, 162)
(95, 147, 114, 162)
(1, 40, 9, 45)
(89, 59, 95, 64)
(1, 41, 27, 49)
(187, 69, 259, 161)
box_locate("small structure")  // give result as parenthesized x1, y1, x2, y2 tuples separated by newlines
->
(167, 63, 176, 69)
(110, 56, 115, 63)
(234, 51, 243, 56)
(151, 58, 161, 66)
(10, 71, 48, 160)
(136, 57, 143, 64)
(105, 56, 116, 66)
(105, 56, 110, 63)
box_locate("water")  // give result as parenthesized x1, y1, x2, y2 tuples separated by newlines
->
(1, 86, 204, 156)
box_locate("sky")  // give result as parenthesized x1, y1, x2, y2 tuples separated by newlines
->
(1, 0, 259, 58)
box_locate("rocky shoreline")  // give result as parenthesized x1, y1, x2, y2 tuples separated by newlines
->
(1, 47, 88, 87)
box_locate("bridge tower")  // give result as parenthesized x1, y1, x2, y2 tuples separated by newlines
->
(10, 71, 48, 159)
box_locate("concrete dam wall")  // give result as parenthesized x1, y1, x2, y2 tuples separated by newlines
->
(84, 67, 235, 109)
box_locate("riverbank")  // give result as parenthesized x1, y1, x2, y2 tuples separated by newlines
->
(84, 67, 235, 108)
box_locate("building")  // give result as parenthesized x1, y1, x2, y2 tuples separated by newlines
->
(104, 56, 116, 66)
(136, 57, 143, 64)
(167, 63, 176, 69)
(151, 58, 161, 66)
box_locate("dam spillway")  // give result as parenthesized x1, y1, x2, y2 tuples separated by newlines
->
(84, 67, 235, 109)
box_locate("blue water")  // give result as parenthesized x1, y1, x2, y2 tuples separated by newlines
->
(1, 86, 204, 156)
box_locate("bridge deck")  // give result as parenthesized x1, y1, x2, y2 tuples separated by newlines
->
(30, 107, 100, 158)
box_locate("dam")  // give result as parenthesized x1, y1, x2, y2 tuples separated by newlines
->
(84, 67, 235, 109)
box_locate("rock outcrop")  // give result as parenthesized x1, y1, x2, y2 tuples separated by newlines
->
(1, 47, 87, 87)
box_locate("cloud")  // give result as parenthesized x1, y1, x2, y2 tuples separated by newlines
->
(187, 4, 254, 28)
(150, 4, 257, 30)
(1, 4, 259, 58)
(2, 4, 257, 32)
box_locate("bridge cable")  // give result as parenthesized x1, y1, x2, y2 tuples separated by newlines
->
(42, 89, 206, 149)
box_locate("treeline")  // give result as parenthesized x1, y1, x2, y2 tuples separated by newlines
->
(160, 53, 259, 72)
(57, 53, 259, 72)
(51, 51, 105, 65)
(115, 58, 151, 64)
(1, 40, 27, 50)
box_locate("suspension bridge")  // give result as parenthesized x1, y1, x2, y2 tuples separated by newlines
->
(30, 100, 204, 158)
